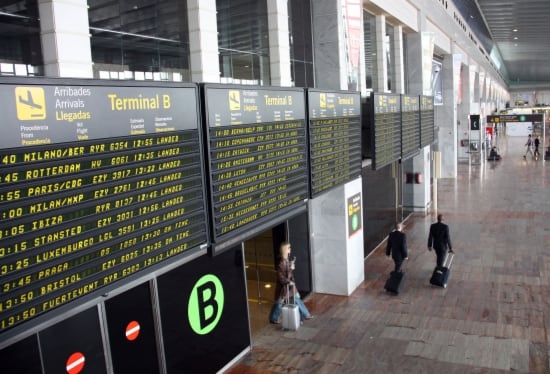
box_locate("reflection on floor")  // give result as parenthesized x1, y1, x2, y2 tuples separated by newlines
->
(243, 229, 280, 338)
(246, 277, 277, 337)
(247, 299, 274, 339)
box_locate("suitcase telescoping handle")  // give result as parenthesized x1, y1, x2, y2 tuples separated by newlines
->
(285, 284, 296, 305)
(445, 252, 454, 268)
(285, 258, 296, 304)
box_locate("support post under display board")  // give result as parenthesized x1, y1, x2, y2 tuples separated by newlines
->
(0, 78, 209, 337)
(307, 90, 361, 197)
(202, 85, 309, 255)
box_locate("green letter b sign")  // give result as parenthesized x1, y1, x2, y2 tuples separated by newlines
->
(188, 274, 224, 335)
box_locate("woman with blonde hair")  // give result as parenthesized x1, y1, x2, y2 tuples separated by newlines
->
(268, 241, 313, 324)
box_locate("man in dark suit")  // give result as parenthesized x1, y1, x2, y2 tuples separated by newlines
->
(386, 222, 408, 272)
(428, 214, 454, 267)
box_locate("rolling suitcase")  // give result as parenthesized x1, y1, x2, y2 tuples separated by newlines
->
(384, 271, 405, 294)
(281, 286, 300, 331)
(430, 253, 454, 288)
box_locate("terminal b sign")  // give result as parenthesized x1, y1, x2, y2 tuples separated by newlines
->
(157, 247, 250, 373)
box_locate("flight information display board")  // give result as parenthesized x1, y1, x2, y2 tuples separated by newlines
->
(0, 79, 208, 334)
(401, 95, 420, 159)
(203, 86, 308, 250)
(420, 95, 435, 147)
(486, 114, 544, 123)
(371, 93, 401, 170)
(307, 90, 361, 197)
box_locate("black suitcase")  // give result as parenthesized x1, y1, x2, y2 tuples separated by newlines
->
(384, 271, 405, 294)
(430, 253, 454, 288)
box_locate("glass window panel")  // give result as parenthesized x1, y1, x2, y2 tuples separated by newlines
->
(0, 0, 43, 76)
(363, 11, 375, 91)
(89, 0, 190, 82)
(217, 0, 270, 85)
(289, 0, 314, 87)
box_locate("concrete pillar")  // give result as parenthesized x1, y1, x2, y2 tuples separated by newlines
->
(309, 178, 364, 296)
(311, 0, 361, 91)
(405, 32, 434, 95)
(457, 56, 471, 161)
(374, 14, 387, 92)
(311, 0, 342, 89)
(403, 31, 435, 211)
(267, 0, 292, 86)
(188, 0, 220, 83)
(473, 67, 480, 103)
(392, 25, 405, 94)
(38, 0, 93, 78)
(438, 53, 459, 175)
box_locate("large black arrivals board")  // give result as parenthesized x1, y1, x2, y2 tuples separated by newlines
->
(307, 90, 361, 197)
(371, 93, 401, 170)
(203, 86, 308, 249)
(0, 79, 208, 334)
(420, 95, 435, 147)
(401, 95, 421, 159)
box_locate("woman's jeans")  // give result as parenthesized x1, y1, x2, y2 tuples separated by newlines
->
(269, 293, 311, 322)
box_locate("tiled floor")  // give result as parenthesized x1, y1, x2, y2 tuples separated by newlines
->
(227, 134, 550, 373)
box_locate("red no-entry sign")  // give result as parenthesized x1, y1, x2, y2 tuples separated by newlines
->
(125, 320, 140, 341)
(66, 352, 85, 374)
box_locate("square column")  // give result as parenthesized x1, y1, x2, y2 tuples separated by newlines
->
(188, 0, 220, 83)
(392, 25, 405, 94)
(438, 53, 460, 176)
(39, 0, 93, 78)
(374, 14, 388, 92)
(311, 0, 361, 90)
(309, 178, 364, 296)
(311, 0, 342, 89)
(403, 31, 436, 211)
(268, 0, 291, 86)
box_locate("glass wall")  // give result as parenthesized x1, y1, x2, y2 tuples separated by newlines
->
(88, 0, 191, 81)
(363, 11, 375, 91)
(217, 0, 270, 85)
(0, 0, 43, 76)
(288, 0, 314, 87)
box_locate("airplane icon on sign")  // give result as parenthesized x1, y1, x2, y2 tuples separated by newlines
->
(18, 89, 43, 110)
(15, 86, 46, 120)
(228, 90, 241, 111)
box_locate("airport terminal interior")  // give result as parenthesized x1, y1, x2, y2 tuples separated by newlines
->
(1, 0, 550, 373)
